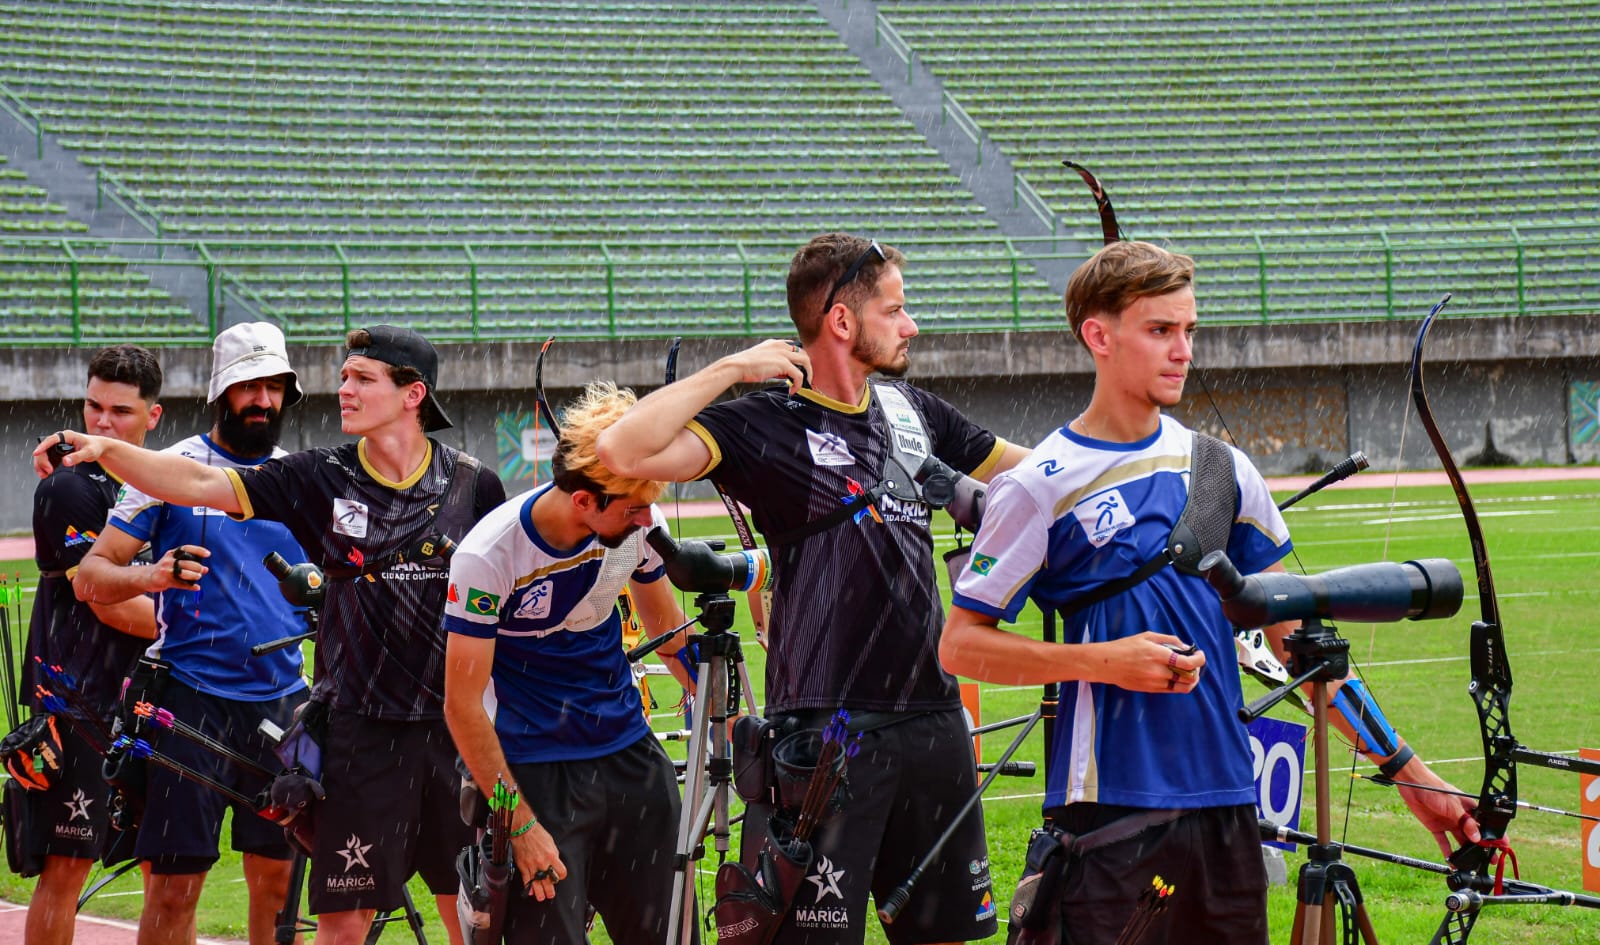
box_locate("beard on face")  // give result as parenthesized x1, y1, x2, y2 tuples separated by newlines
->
(597, 523, 641, 549)
(216, 401, 284, 458)
(852, 331, 911, 378)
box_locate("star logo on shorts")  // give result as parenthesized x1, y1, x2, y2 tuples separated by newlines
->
(63, 789, 93, 822)
(806, 855, 845, 903)
(338, 833, 373, 872)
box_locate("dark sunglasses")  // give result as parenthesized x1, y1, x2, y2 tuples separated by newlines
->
(821, 240, 886, 314)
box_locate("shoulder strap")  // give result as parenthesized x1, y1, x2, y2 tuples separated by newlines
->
(1166, 433, 1236, 575)
(765, 384, 932, 548)
(1057, 432, 1238, 619)
(871, 382, 933, 503)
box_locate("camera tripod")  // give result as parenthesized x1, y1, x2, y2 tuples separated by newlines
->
(1241, 617, 1378, 945)
(630, 590, 756, 945)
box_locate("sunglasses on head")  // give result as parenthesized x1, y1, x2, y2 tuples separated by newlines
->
(821, 240, 886, 314)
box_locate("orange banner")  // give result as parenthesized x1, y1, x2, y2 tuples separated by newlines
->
(1583, 748, 1600, 893)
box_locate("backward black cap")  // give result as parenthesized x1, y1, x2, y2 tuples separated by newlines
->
(345, 324, 453, 431)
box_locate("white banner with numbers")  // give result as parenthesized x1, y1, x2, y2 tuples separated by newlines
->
(1250, 716, 1307, 851)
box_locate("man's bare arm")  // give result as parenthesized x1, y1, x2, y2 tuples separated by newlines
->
(981, 441, 1032, 481)
(628, 575, 694, 694)
(596, 339, 809, 483)
(443, 632, 567, 898)
(940, 604, 1204, 691)
(32, 432, 240, 514)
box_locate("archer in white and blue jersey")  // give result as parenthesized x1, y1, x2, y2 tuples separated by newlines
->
(443, 382, 694, 945)
(941, 240, 1480, 945)
(952, 415, 1288, 811)
(443, 484, 672, 763)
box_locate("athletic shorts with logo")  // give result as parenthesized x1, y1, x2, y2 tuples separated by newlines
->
(502, 734, 681, 945)
(16, 723, 118, 864)
(309, 711, 471, 914)
(1040, 803, 1267, 945)
(754, 708, 997, 945)
(135, 680, 301, 873)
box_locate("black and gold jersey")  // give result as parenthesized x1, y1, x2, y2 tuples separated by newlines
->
(227, 439, 506, 720)
(688, 382, 1003, 714)
(26, 462, 148, 716)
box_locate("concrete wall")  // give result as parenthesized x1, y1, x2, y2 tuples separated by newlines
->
(5, 314, 1598, 533)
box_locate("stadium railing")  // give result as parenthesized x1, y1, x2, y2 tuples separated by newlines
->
(2, 225, 1596, 346)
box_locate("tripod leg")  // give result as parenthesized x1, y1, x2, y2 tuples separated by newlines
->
(400, 884, 430, 945)
(361, 884, 430, 945)
(1290, 899, 1309, 945)
(668, 649, 725, 945)
(1327, 862, 1378, 945)
(1294, 855, 1329, 945)
(275, 852, 310, 945)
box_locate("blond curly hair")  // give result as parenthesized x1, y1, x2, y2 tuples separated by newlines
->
(552, 382, 668, 503)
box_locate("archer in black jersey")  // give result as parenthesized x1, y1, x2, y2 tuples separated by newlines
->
(28, 462, 150, 719)
(227, 440, 504, 720)
(601, 234, 1027, 945)
(19, 345, 162, 945)
(689, 382, 999, 714)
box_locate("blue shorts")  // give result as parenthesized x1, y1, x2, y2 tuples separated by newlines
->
(133, 679, 303, 872)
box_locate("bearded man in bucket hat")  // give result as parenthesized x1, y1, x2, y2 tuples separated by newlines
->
(38, 325, 506, 945)
(76, 322, 310, 945)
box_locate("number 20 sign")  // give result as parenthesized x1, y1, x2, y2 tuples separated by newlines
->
(1250, 716, 1307, 851)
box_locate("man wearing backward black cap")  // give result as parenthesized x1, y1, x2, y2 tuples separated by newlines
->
(35, 325, 506, 945)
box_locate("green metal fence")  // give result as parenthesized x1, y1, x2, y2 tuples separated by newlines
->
(0, 225, 1596, 346)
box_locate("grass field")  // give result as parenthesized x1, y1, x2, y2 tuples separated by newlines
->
(2, 477, 1598, 943)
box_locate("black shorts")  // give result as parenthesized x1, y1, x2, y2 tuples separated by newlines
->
(1046, 803, 1267, 945)
(756, 707, 997, 945)
(14, 722, 116, 864)
(134, 680, 302, 873)
(308, 712, 472, 914)
(502, 734, 682, 945)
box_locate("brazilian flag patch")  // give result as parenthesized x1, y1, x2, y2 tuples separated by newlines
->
(465, 588, 501, 616)
(969, 554, 998, 576)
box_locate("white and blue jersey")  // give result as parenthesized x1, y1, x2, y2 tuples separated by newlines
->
(109, 434, 308, 702)
(443, 485, 669, 764)
(952, 416, 1291, 810)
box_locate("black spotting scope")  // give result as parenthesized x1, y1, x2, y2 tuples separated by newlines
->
(263, 552, 327, 609)
(1198, 550, 1463, 628)
(646, 526, 773, 596)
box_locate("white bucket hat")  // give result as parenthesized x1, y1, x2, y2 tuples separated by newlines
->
(207, 322, 304, 407)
